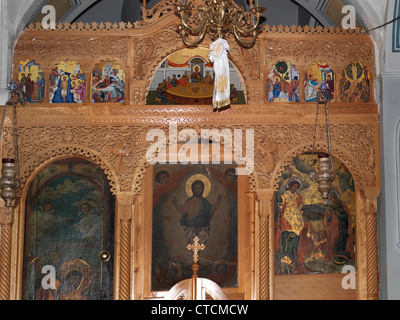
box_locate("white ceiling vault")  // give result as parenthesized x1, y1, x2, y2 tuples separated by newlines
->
(24, 0, 99, 25)
(21, 0, 374, 29)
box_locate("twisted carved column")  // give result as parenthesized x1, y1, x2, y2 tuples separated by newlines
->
(246, 192, 256, 299)
(364, 188, 380, 300)
(0, 207, 14, 300)
(115, 193, 135, 300)
(256, 190, 274, 300)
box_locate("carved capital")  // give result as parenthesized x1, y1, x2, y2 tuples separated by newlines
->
(363, 188, 380, 215)
(256, 190, 275, 219)
(116, 192, 135, 221)
(0, 207, 14, 226)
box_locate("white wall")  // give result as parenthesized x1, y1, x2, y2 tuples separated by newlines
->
(376, 0, 400, 300)
(0, 0, 40, 104)
(379, 72, 400, 300)
(0, 1, 10, 104)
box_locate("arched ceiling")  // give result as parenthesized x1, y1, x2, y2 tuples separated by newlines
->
(22, 0, 372, 29)
(24, 0, 99, 25)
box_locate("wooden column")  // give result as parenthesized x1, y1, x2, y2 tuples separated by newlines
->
(0, 207, 14, 300)
(256, 190, 274, 300)
(115, 192, 135, 300)
(363, 188, 380, 300)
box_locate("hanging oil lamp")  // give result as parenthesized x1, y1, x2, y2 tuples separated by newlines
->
(310, 84, 335, 204)
(0, 158, 20, 208)
(310, 153, 335, 203)
(0, 81, 24, 210)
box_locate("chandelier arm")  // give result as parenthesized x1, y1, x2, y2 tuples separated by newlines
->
(181, 27, 207, 46)
(175, 1, 264, 47)
(233, 12, 261, 34)
(178, 12, 207, 33)
(233, 27, 257, 46)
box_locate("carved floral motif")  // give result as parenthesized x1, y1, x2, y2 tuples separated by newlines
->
(2, 6, 379, 301)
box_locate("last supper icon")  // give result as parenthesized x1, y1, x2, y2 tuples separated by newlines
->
(151, 164, 238, 291)
(146, 47, 245, 105)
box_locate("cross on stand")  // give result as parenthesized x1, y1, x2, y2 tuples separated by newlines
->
(186, 236, 205, 299)
(186, 236, 205, 263)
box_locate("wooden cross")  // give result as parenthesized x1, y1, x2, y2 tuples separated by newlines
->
(186, 237, 205, 263)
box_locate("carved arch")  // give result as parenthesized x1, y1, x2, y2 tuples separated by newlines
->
(129, 127, 259, 195)
(269, 140, 364, 191)
(137, 22, 255, 105)
(19, 145, 120, 196)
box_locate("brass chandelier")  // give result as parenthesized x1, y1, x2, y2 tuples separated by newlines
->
(175, 0, 266, 46)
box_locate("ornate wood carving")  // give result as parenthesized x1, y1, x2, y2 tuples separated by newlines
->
(115, 192, 135, 300)
(363, 188, 380, 300)
(0, 115, 377, 198)
(256, 190, 274, 300)
(0, 207, 14, 300)
(0, 8, 380, 300)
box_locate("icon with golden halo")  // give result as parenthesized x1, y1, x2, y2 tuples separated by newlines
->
(59, 258, 93, 300)
(185, 174, 211, 198)
(172, 173, 223, 245)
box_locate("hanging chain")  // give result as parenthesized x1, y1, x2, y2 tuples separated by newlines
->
(312, 91, 333, 168)
(0, 105, 7, 147)
(12, 104, 21, 185)
(312, 96, 320, 156)
(324, 100, 334, 169)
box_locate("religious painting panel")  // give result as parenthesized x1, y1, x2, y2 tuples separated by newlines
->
(151, 164, 238, 291)
(304, 62, 335, 102)
(17, 59, 45, 103)
(340, 62, 371, 103)
(22, 159, 115, 300)
(146, 48, 245, 105)
(91, 60, 125, 103)
(50, 59, 86, 103)
(267, 60, 300, 102)
(274, 153, 356, 275)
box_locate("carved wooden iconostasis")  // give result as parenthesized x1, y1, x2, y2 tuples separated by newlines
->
(0, 1, 380, 301)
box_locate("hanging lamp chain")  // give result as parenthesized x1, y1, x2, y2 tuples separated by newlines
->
(324, 99, 334, 168)
(312, 91, 333, 163)
(311, 99, 320, 156)
(12, 104, 21, 184)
